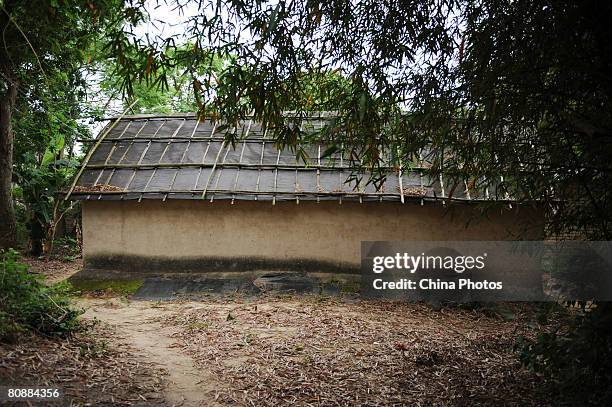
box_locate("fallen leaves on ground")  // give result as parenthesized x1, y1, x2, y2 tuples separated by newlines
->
(0, 324, 166, 406)
(161, 296, 550, 407)
(23, 256, 82, 284)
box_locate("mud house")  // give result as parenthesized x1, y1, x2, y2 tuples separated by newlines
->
(65, 113, 543, 286)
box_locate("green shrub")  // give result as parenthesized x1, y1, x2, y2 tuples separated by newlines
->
(0, 249, 85, 342)
(515, 303, 612, 405)
(53, 236, 81, 261)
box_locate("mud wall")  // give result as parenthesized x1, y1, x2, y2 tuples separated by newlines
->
(82, 200, 544, 273)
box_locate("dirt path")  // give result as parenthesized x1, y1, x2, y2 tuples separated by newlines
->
(21, 258, 552, 405)
(22, 256, 222, 405)
(24, 256, 82, 284)
(80, 298, 221, 407)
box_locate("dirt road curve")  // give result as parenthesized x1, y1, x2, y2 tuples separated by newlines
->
(81, 298, 222, 407)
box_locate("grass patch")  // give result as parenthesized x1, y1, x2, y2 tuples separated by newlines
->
(70, 279, 144, 296)
(340, 282, 360, 294)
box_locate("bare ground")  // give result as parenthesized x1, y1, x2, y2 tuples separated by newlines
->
(154, 297, 550, 406)
(0, 322, 167, 406)
(1, 258, 554, 406)
(23, 256, 82, 284)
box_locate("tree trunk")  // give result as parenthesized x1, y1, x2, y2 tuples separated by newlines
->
(0, 68, 17, 250)
(30, 216, 44, 256)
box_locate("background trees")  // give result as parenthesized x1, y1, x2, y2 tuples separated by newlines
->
(0, 0, 132, 251)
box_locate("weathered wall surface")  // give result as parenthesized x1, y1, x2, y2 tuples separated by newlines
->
(82, 200, 544, 273)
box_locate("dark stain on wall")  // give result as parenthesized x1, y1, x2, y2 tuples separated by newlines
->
(84, 254, 360, 275)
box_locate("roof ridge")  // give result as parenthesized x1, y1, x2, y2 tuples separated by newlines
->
(99, 111, 341, 121)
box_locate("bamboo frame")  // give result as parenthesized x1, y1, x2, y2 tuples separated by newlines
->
(254, 128, 267, 201)
(94, 120, 144, 201)
(140, 119, 186, 202)
(209, 140, 232, 202)
(69, 115, 520, 205)
(67, 188, 508, 203)
(192, 121, 217, 193)
(88, 121, 132, 200)
(295, 167, 300, 205)
(272, 149, 281, 205)
(316, 145, 321, 203)
(419, 151, 425, 206)
(117, 120, 149, 164)
(397, 147, 405, 204)
(231, 120, 252, 204)
(79, 136, 275, 143)
(439, 174, 446, 200)
(83, 162, 421, 172)
(165, 117, 201, 201)
(464, 180, 472, 200)
(123, 120, 167, 200)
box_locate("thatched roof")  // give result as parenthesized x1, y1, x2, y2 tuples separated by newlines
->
(66, 113, 502, 204)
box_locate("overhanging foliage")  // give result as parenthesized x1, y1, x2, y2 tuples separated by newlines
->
(106, 0, 612, 238)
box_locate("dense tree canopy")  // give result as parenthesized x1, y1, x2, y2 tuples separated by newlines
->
(108, 0, 612, 239)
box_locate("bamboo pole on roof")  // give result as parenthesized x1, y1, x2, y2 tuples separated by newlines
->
(69, 188, 469, 201)
(464, 180, 472, 200)
(123, 119, 166, 200)
(64, 99, 139, 201)
(295, 123, 304, 205)
(419, 151, 425, 206)
(192, 121, 217, 194)
(78, 135, 273, 143)
(166, 117, 201, 201)
(139, 118, 187, 202)
(231, 137, 248, 204)
(97, 120, 146, 201)
(88, 120, 132, 200)
(272, 149, 281, 205)
(316, 145, 321, 203)
(117, 120, 149, 164)
(231, 120, 252, 204)
(397, 147, 405, 204)
(439, 174, 446, 201)
(295, 167, 300, 205)
(83, 162, 425, 171)
(254, 128, 267, 201)
(210, 141, 232, 202)
(339, 143, 345, 205)
(202, 133, 230, 200)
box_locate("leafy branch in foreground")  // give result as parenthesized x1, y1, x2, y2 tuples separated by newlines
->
(104, 2, 612, 399)
(515, 303, 612, 405)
